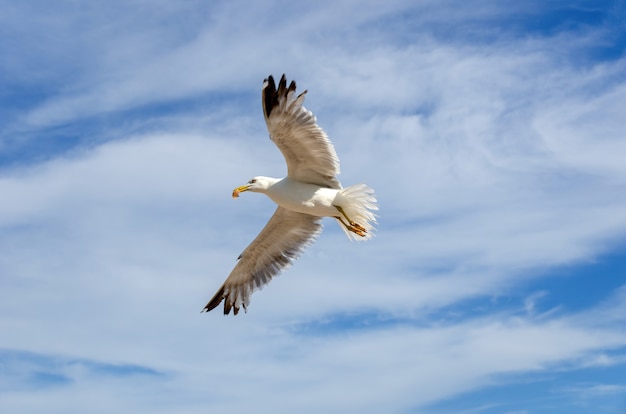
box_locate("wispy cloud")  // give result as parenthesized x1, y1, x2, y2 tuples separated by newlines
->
(0, 349, 164, 392)
(1, 1, 626, 413)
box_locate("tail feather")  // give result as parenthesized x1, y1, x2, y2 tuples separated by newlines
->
(336, 183, 378, 241)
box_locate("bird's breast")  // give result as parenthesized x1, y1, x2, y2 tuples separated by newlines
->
(267, 179, 339, 218)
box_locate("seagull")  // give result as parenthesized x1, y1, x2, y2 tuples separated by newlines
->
(203, 74, 377, 315)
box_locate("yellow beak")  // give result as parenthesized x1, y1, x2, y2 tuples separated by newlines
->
(232, 184, 250, 199)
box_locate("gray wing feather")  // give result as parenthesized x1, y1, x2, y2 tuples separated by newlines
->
(203, 207, 322, 315)
(263, 74, 342, 189)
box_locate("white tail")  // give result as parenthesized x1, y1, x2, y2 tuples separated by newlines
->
(335, 183, 378, 241)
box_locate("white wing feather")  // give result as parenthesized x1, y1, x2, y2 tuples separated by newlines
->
(263, 74, 341, 189)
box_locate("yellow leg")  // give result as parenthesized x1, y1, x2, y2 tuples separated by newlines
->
(334, 206, 367, 237)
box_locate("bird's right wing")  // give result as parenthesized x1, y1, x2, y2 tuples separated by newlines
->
(203, 207, 322, 315)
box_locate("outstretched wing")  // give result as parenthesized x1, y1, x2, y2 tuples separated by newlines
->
(203, 207, 322, 315)
(262, 74, 341, 189)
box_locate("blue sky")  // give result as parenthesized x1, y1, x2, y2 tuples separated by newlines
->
(1, 0, 626, 413)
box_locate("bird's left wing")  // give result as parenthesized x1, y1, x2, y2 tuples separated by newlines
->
(203, 206, 322, 315)
(262, 74, 341, 189)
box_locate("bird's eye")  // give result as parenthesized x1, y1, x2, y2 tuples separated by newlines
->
(249, 179, 257, 184)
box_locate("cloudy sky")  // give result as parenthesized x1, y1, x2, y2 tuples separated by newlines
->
(1, 1, 626, 413)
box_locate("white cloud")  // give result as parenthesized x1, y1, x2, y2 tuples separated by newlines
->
(2, 1, 626, 413)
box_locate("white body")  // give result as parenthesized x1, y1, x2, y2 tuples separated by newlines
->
(265, 177, 342, 217)
(242, 175, 376, 241)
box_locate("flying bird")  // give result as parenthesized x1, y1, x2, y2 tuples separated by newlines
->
(203, 74, 378, 315)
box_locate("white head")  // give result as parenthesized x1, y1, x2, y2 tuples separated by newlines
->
(232, 176, 278, 198)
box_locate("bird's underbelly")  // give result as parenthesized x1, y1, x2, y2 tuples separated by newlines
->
(267, 181, 339, 218)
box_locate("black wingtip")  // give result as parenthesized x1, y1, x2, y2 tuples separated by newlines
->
(264, 74, 276, 89)
(277, 74, 287, 95)
(262, 74, 298, 121)
(202, 285, 225, 313)
(203, 285, 245, 316)
(224, 300, 242, 316)
(262, 75, 278, 120)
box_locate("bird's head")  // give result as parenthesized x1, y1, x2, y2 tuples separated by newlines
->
(232, 176, 276, 198)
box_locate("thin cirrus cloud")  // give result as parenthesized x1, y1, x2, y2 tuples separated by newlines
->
(1, 1, 626, 413)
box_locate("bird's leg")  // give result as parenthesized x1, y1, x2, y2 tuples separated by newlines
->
(333, 205, 367, 236)
(334, 216, 366, 237)
(334, 206, 367, 232)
